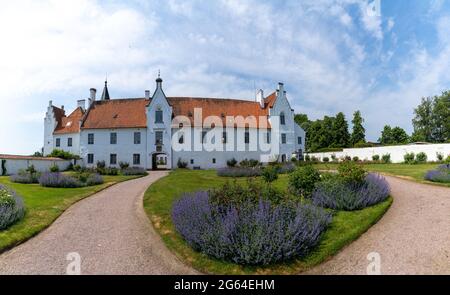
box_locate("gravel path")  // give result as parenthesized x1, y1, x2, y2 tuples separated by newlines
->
(305, 175, 450, 275)
(0, 172, 197, 275)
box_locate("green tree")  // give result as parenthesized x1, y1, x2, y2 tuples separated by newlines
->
(432, 92, 450, 142)
(332, 112, 350, 148)
(379, 125, 409, 145)
(379, 125, 393, 145)
(351, 110, 366, 146)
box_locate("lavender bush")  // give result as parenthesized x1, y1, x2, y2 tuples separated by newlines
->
(217, 167, 262, 177)
(424, 164, 450, 183)
(10, 171, 40, 184)
(172, 192, 332, 265)
(121, 167, 148, 176)
(86, 173, 104, 186)
(312, 173, 390, 211)
(0, 184, 26, 230)
(38, 172, 83, 188)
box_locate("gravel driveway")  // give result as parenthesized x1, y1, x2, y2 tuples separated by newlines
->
(305, 175, 450, 275)
(0, 171, 197, 275)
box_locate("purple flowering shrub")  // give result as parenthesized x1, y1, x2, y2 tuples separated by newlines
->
(312, 173, 390, 211)
(217, 167, 262, 177)
(0, 184, 26, 230)
(121, 167, 148, 176)
(85, 173, 104, 186)
(10, 171, 40, 184)
(172, 191, 332, 265)
(38, 172, 83, 188)
(424, 164, 450, 183)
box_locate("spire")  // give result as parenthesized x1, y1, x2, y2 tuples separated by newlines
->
(101, 80, 110, 100)
(156, 71, 163, 88)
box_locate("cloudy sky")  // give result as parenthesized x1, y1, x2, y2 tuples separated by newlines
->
(1, 0, 450, 154)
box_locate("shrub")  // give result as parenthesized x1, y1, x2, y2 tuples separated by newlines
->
(352, 156, 359, 162)
(86, 173, 104, 186)
(310, 156, 319, 162)
(262, 166, 279, 183)
(0, 184, 26, 230)
(323, 157, 330, 162)
(436, 153, 444, 162)
(47, 149, 79, 160)
(217, 167, 261, 177)
(278, 162, 296, 174)
(291, 157, 297, 163)
(415, 152, 427, 163)
(26, 165, 36, 174)
(446, 155, 450, 164)
(1, 159, 6, 176)
(424, 164, 450, 183)
(381, 154, 391, 164)
(49, 164, 60, 172)
(119, 162, 130, 170)
(10, 169, 40, 184)
(304, 155, 311, 162)
(344, 155, 352, 161)
(172, 192, 332, 265)
(288, 165, 321, 198)
(331, 154, 337, 162)
(239, 159, 260, 168)
(337, 161, 367, 184)
(404, 152, 415, 164)
(38, 172, 83, 188)
(73, 165, 82, 172)
(372, 155, 380, 161)
(122, 167, 148, 176)
(226, 158, 237, 167)
(177, 158, 188, 169)
(312, 173, 390, 211)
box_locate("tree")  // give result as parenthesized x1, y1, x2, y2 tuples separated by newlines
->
(332, 112, 350, 148)
(351, 110, 366, 146)
(379, 125, 409, 145)
(412, 97, 434, 142)
(294, 114, 309, 128)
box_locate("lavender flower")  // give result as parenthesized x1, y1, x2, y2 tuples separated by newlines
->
(0, 184, 26, 230)
(217, 167, 262, 177)
(425, 165, 450, 183)
(38, 172, 83, 188)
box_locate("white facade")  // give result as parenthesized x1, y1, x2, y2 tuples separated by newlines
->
(307, 143, 450, 163)
(44, 79, 305, 170)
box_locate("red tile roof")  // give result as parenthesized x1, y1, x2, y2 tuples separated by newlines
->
(54, 107, 85, 134)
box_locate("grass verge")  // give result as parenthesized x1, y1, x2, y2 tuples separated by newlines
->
(143, 169, 392, 274)
(0, 174, 141, 253)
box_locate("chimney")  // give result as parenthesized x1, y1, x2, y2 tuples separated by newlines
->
(145, 90, 150, 99)
(61, 105, 64, 110)
(278, 82, 284, 94)
(49, 100, 53, 107)
(77, 99, 86, 111)
(90, 88, 96, 101)
(256, 89, 264, 108)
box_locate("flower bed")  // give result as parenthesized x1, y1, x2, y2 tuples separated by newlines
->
(424, 164, 450, 183)
(38, 172, 104, 188)
(0, 184, 26, 230)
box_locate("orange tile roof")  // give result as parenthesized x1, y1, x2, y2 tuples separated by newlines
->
(54, 107, 85, 134)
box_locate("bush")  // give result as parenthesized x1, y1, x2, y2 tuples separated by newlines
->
(217, 167, 262, 177)
(73, 165, 82, 172)
(381, 154, 391, 164)
(122, 167, 148, 176)
(0, 184, 26, 230)
(323, 157, 329, 162)
(404, 152, 415, 164)
(352, 156, 359, 162)
(86, 173, 104, 186)
(226, 158, 237, 167)
(10, 171, 40, 184)
(288, 165, 321, 198)
(372, 155, 380, 161)
(262, 166, 279, 183)
(99, 167, 119, 176)
(239, 159, 260, 168)
(49, 164, 60, 172)
(424, 164, 450, 183)
(304, 155, 311, 162)
(119, 162, 130, 170)
(177, 158, 188, 169)
(278, 162, 296, 174)
(415, 152, 427, 163)
(38, 172, 83, 188)
(312, 173, 390, 211)
(47, 149, 79, 160)
(331, 154, 337, 162)
(1, 159, 6, 176)
(172, 192, 332, 265)
(446, 155, 450, 164)
(436, 153, 444, 162)
(344, 155, 352, 161)
(337, 161, 367, 184)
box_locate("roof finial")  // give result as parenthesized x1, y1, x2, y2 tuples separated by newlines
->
(158, 69, 160, 79)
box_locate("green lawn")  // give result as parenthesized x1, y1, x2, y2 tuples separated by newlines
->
(144, 169, 392, 274)
(313, 162, 450, 187)
(0, 174, 140, 253)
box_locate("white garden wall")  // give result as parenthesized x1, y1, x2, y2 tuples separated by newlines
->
(306, 143, 450, 163)
(0, 155, 72, 176)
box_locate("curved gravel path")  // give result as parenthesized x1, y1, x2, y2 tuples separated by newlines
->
(0, 171, 197, 275)
(305, 175, 450, 275)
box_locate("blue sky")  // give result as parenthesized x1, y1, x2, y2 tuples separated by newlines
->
(1, 0, 450, 154)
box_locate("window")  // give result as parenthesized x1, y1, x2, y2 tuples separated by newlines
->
(280, 113, 286, 125)
(67, 138, 72, 147)
(155, 110, 163, 123)
(190, 159, 194, 164)
(155, 131, 163, 145)
(212, 158, 216, 164)
(88, 133, 94, 145)
(222, 131, 227, 143)
(244, 129, 250, 144)
(110, 132, 117, 144)
(298, 136, 302, 145)
(281, 133, 287, 144)
(134, 132, 141, 144)
(110, 154, 117, 165)
(178, 133, 184, 144)
(202, 130, 207, 143)
(87, 154, 94, 164)
(133, 154, 140, 165)
(266, 132, 271, 144)
(56, 138, 60, 147)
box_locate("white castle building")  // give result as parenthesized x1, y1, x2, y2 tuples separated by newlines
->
(43, 77, 305, 170)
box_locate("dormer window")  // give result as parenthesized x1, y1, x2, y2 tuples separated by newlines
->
(280, 113, 286, 125)
(155, 110, 163, 123)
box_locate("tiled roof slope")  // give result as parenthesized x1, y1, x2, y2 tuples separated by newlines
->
(53, 107, 85, 134)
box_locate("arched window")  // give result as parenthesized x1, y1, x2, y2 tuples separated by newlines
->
(280, 112, 286, 125)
